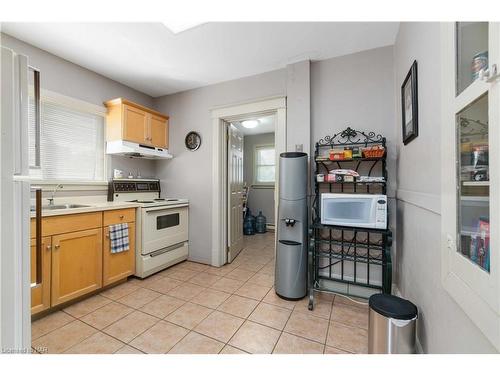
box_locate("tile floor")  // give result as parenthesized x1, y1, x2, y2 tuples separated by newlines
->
(31, 232, 369, 354)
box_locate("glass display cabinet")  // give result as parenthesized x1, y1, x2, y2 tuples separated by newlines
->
(441, 22, 500, 350)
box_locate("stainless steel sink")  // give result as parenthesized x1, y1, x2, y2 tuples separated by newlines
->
(30, 204, 92, 211)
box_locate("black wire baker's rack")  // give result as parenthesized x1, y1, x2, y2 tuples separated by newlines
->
(308, 127, 392, 310)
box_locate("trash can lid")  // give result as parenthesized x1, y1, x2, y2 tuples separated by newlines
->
(369, 294, 417, 320)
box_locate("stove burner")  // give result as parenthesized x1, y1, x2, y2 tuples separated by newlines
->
(127, 200, 155, 203)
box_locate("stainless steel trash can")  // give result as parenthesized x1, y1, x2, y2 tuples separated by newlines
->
(368, 294, 418, 354)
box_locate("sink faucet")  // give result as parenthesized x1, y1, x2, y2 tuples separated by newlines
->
(47, 184, 63, 206)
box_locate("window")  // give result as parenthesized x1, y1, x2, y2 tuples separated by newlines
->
(254, 145, 275, 185)
(28, 93, 105, 181)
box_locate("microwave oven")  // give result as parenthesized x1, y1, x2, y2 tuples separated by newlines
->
(320, 193, 387, 229)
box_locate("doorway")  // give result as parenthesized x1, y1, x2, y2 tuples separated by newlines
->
(226, 115, 276, 263)
(210, 96, 286, 267)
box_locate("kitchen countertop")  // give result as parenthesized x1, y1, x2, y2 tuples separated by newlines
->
(30, 201, 142, 218)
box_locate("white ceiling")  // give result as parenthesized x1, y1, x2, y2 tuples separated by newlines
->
(1, 22, 399, 97)
(232, 115, 275, 136)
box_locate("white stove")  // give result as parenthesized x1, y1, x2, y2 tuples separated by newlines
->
(108, 179, 189, 278)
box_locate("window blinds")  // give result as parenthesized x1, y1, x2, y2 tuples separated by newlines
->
(28, 98, 105, 181)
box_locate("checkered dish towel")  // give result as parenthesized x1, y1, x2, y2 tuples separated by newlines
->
(109, 223, 130, 253)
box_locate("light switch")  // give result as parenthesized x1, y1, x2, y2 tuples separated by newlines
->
(447, 234, 454, 249)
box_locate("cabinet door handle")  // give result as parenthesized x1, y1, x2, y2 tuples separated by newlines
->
(119, 215, 124, 219)
(54, 244, 60, 249)
(47, 245, 51, 250)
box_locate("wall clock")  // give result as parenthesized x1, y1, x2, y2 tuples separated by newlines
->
(185, 131, 202, 151)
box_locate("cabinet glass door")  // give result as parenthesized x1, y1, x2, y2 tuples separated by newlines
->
(456, 22, 489, 95)
(457, 93, 490, 272)
(455, 22, 492, 273)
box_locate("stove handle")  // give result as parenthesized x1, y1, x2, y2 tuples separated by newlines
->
(143, 204, 189, 212)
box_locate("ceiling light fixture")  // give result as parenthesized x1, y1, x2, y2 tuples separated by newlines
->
(241, 120, 259, 129)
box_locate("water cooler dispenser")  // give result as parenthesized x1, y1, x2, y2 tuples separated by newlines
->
(275, 152, 308, 300)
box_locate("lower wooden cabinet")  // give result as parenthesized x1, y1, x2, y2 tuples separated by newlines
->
(50, 228, 103, 307)
(30, 209, 136, 313)
(31, 236, 52, 314)
(103, 222, 136, 286)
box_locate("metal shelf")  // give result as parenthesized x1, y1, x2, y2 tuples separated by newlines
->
(317, 180, 386, 186)
(308, 127, 392, 311)
(315, 157, 386, 163)
(311, 222, 391, 235)
(312, 250, 384, 265)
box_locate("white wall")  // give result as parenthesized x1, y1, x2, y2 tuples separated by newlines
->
(0, 33, 157, 181)
(153, 69, 286, 263)
(393, 22, 497, 353)
(243, 132, 275, 224)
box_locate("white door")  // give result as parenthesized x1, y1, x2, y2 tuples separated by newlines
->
(227, 123, 244, 262)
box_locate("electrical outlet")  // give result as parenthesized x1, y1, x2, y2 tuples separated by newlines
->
(295, 144, 303, 152)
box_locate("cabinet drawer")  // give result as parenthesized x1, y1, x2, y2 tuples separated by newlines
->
(31, 212, 102, 238)
(103, 208, 136, 226)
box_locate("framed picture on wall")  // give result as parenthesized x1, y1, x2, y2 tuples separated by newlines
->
(401, 60, 418, 145)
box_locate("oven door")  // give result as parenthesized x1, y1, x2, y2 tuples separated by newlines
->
(141, 205, 189, 255)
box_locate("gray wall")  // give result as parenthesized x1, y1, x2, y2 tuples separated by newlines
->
(153, 46, 397, 265)
(393, 22, 497, 353)
(153, 69, 287, 263)
(0, 32, 158, 180)
(287, 60, 311, 155)
(243, 132, 275, 224)
(310, 46, 398, 277)
(311, 46, 397, 197)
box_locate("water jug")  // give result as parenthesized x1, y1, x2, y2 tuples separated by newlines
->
(255, 211, 267, 233)
(243, 210, 255, 235)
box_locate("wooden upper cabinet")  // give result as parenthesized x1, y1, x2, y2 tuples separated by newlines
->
(105, 98, 169, 149)
(150, 114, 169, 149)
(123, 104, 149, 144)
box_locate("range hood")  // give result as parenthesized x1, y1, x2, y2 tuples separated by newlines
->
(106, 140, 173, 159)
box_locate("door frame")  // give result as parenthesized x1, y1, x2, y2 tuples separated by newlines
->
(210, 96, 286, 267)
